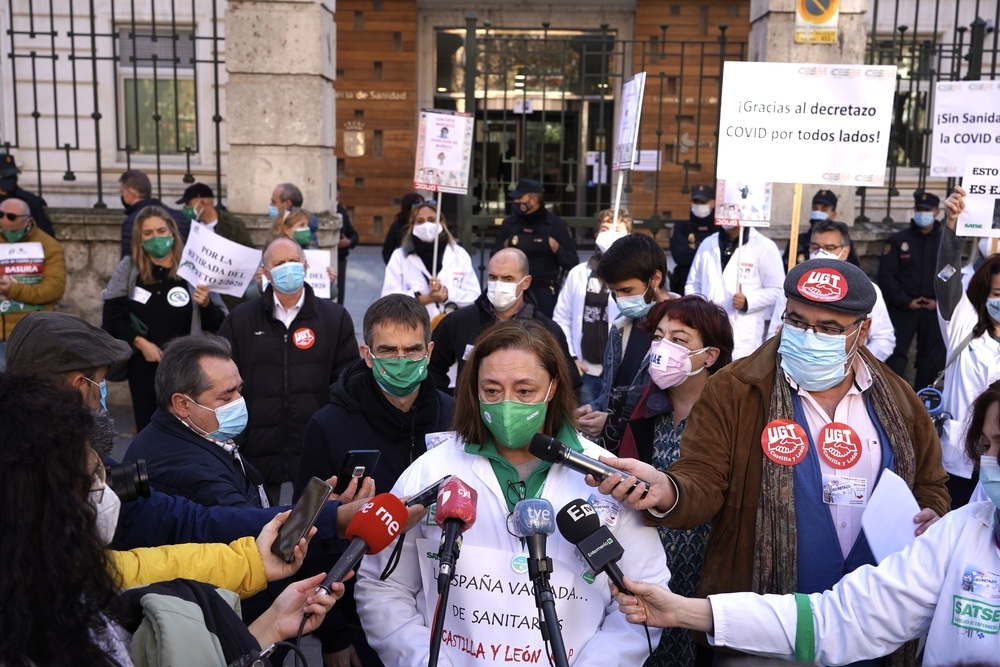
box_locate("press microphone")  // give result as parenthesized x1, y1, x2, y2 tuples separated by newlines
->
(435, 477, 478, 593)
(529, 434, 649, 494)
(317, 493, 407, 595)
(556, 498, 631, 595)
(509, 498, 556, 563)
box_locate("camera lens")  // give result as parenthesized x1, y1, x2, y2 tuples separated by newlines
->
(106, 459, 151, 502)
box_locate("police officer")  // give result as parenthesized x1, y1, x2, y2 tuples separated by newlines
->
(783, 189, 861, 268)
(491, 178, 579, 318)
(0, 153, 55, 238)
(669, 184, 720, 293)
(878, 190, 946, 389)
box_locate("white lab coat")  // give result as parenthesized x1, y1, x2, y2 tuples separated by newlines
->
(355, 434, 669, 667)
(765, 281, 896, 362)
(709, 501, 1000, 666)
(685, 228, 784, 359)
(382, 242, 481, 319)
(552, 261, 620, 372)
(938, 294, 1000, 479)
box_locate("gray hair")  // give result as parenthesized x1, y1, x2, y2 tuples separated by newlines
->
(119, 169, 152, 198)
(155, 335, 233, 409)
(276, 183, 304, 208)
(362, 294, 431, 347)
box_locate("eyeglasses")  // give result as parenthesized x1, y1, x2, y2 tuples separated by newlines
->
(781, 313, 865, 337)
(808, 243, 844, 254)
(370, 348, 427, 362)
(1, 212, 28, 222)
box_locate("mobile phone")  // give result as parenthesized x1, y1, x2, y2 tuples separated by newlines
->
(332, 450, 381, 495)
(406, 475, 453, 507)
(270, 476, 333, 564)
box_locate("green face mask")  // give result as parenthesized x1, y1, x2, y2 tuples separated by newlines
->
(292, 228, 312, 248)
(142, 235, 174, 259)
(182, 205, 198, 221)
(1, 226, 28, 243)
(370, 353, 428, 397)
(479, 382, 551, 449)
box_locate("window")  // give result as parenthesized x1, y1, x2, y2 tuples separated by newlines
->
(337, 158, 346, 177)
(698, 7, 709, 35)
(118, 26, 196, 155)
(373, 61, 383, 81)
(355, 178, 365, 188)
(355, 109, 365, 119)
(393, 32, 403, 52)
(373, 129, 384, 158)
(373, 215, 384, 235)
(354, 11, 364, 31)
(373, 0, 383, 9)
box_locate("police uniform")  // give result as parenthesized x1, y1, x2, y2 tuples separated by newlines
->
(782, 189, 861, 268)
(0, 153, 55, 238)
(670, 183, 720, 293)
(877, 190, 946, 389)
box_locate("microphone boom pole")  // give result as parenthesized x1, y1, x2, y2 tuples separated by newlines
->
(525, 533, 570, 667)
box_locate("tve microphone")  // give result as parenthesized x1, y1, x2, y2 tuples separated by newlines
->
(509, 498, 556, 562)
(529, 434, 649, 495)
(556, 498, 631, 595)
(435, 477, 478, 592)
(317, 493, 407, 595)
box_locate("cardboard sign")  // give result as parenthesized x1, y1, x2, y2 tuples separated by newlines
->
(0, 241, 46, 315)
(716, 62, 896, 185)
(304, 249, 332, 299)
(959, 154, 1000, 238)
(795, 0, 839, 44)
(930, 81, 1000, 177)
(177, 223, 262, 297)
(414, 109, 475, 194)
(715, 179, 772, 227)
(613, 72, 647, 171)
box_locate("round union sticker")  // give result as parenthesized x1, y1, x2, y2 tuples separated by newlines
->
(166, 286, 190, 307)
(761, 419, 808, 466)
(292, 327, 315, 350)
(819, 422, 863, 469)
(511, 555, 529, 574)
(796, 267, 847, 303)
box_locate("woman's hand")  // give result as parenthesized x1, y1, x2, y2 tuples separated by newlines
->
(612, 576, 713, 632)
(585, 456, 676, 513)
(134, 336, 163, 363)
(943, 185, 966, 230)
(193, 284, 210, 307)
(428, 278, 449, 303)
(248, 572, 346, 647)
(326, 266, 338, 283)
(255, 510, 316, 581)
(576, 409, 608, 438)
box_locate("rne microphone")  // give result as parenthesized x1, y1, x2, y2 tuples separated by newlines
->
(317, 493, 407, 595)
(435, 477, 478, 593)
(556, 498, 631, 595)
(529, 434, 649, 498)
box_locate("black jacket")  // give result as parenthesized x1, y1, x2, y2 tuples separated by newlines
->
(670, 212, 720, 293)
(381, 215, 406, 264)
(120, 198, 190, 258)
(337, 204, 359, 260)
(1, 186, 54, 237)
(123, 408, 268, 509)
(429, 291, 582, 395)
(491, 206, 579, 282)
(878, 220, 942, 308)
(218, 284, 359, 488)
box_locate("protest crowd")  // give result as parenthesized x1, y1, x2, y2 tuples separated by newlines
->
(2, 100, 1000, 667)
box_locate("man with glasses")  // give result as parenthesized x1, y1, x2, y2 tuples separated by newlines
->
(589, 257, 950, 664)
(218, 235, 359, 504)
(0, 197, 65, 369)
(295, 294, 454, 667)
(766, 219, 895, 360)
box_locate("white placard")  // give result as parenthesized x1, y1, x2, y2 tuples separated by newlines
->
(861, 469, 920, 564)
(586, 151, 608, 185)
(959, 154, 1000, 238)
(0, 241, 46, 315)
(716, 62, 896, 186)
(714, 178, 772, 227)
(632, 149, 661, 172)
(613, 72, 647, 171)
(177, 223, 262, 297)
(304, 249, 332, 299)
(930, 81, 1000, 177)
(414, 109, 475, 194)
(513, 99, 534, 114)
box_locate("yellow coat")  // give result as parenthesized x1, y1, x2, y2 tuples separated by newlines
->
(110, 536, 267, 599)
(0, 224, 66, 340)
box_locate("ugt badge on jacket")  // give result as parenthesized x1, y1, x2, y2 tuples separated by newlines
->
(293, 327, 316, 350)
(761, 419, 808, 465)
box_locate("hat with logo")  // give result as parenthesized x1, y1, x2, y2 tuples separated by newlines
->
(812, 189, 838, 209)
(176, 182, 214, 205)
(0, 153, 20, 179)
(691, 184, 715, 203)
(508, 178, 545, 199)
(913, 190, 940, 211)
(784, 258, 876, 315)
(5, 311, 133, 374)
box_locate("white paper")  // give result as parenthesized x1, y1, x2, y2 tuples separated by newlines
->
(613, 72, 647, 171)
(862, 469, 921, 563)
(176, 223, 262, 297)
(414, 109, 475, 194)
(715, 178, 772, 227)
(716, 62, 897, 186)
(930, 80, 1000, 177)
(958, 154, 1000, 238)
(304, 249, 332, 299)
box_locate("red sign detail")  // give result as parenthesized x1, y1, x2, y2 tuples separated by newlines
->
(797, 268, 847, 302)
(293, 327, 316, 350)
(761, 419, 809, 466)
(819, 421, 863, 469)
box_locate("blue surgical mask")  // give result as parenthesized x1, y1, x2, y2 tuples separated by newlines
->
(980, 457, 1000, 509)
(810, 210, 829, 222)
(86, 376, 108, 413)
(185, 395, 249, 441)
(986, 297, 1000, 324)
(614, 281, 654, 320)
(269, 261, 306, 294)
(913, 211, 935, 227)
(268, 205, 280, 219)
(778, 325, 862, 392)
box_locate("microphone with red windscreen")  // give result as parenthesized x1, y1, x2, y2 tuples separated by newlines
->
(434, 477, 478, 593)
(317, 493, 407, 595)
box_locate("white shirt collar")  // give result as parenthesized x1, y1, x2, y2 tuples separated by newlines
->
(273, 290, 306, 328)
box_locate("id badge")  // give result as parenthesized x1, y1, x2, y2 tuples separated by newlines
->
(822, 474, 867, 507)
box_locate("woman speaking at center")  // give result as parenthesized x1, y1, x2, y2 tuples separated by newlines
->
(356, 319, 669, 666)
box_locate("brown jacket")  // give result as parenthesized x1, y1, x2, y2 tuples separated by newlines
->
(1, 225, 66, 340)
(652, 335, 951, 598)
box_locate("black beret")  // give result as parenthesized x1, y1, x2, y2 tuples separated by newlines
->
(784, 258, 876, 315)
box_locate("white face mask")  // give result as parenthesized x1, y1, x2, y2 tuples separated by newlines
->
(980, 237, 996, 258)
(487, 278, 524, 311)
(90, 481, 121, 546)
(810, 248, 842, 261)
(691, 204, 712, 218)
(595, 230, 628, 254)
(412, 221, 442, 243)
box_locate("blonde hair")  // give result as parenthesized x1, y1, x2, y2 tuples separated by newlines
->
(407, 202, 455, 245)
(131, 206, 182, 284)
(269, 208, 313, 240)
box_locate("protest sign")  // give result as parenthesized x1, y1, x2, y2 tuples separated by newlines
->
(715, 179, 772, 227)
(414, 109, 475, 194)
(958, 154, 1000, 239)
(304, 249, 332, 299)
(613, 72, 647, 171)
(795, 0, 839, 44)
(177, 223, 262, 297)
(0, 241, 46, 315)
(930, 81, 1000, 177)
(716, 62, 896, 186)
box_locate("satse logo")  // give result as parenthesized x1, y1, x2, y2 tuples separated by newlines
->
(797, 268, 846, 302)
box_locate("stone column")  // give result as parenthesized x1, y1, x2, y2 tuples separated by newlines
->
(749, 0, 868, 233)
(225, 0, 337, 215)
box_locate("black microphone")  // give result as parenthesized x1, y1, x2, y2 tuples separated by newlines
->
(556, 498, 631, 595)
(529, 434, 649, 496)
